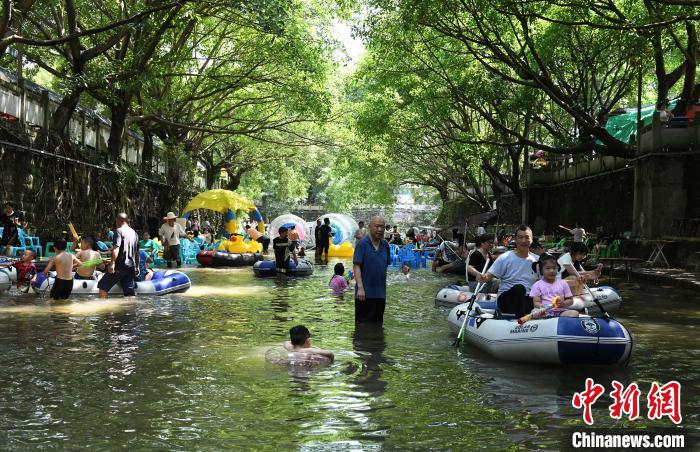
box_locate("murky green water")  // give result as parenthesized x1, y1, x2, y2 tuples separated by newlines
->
(0, 261, 698, 449)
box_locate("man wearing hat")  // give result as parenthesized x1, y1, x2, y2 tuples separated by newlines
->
(159, 212, 186, 268)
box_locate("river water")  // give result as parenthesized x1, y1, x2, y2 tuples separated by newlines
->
(0, 261, 698, 449)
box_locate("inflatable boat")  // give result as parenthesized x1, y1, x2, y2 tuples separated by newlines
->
(32, 270, 191, 296)
(435, 285, 622, 316)
(253, 259, 314, 277)
(196, 250, 263, 267)
(0, 265, 18, 292)
(447, 302, 632, 365)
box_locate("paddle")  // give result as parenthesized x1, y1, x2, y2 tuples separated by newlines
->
(68, 223, 80, 244)
(518, 296, 561, 324)
(570, 265, 610, 320)
(453, 257, 493, 347)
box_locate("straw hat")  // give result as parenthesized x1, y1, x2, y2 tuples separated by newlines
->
(165, 212, 177, 220)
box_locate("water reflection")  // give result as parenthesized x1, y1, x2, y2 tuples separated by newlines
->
(0, 264, 698, 448)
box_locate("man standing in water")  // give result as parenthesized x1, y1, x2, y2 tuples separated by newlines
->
(354, 220, 366, 246)
(353, 216, 392, 323)
(98, 213, 140, 299)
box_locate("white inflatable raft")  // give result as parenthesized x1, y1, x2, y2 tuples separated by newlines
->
(448, 302, 632, 365)
(32, 270, 191, 296)
(435, 285, 621, 316)
(0, 266, 18, 292)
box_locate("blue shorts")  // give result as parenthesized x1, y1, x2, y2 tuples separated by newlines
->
(97, 268, 136, 296)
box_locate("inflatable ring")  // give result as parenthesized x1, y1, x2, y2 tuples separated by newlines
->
(264, 346, 332, 367)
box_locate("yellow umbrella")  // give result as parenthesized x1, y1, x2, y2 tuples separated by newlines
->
(183, 189, 256, 214)
(182, 189, 264, 234)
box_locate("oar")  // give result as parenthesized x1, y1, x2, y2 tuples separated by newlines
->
(518, 296, 561, 324)
(571, 266, 610, 320)
(453, 258, 493, 347)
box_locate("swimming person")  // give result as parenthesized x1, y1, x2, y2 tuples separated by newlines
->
(43, 239, 81, 301)
(529, 254, 579, 319)
(329, 262, 348, 295)
(283, 325, 334, 362)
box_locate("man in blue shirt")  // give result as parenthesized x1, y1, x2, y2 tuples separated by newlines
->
(353, 216, 392, 323)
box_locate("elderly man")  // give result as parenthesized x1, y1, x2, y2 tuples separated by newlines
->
(159, 211, 186, 268)
(353, 216, 392, 323)
(98, 213, 140, 299)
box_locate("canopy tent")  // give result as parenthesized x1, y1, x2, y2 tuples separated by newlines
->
(604, 100, 677, 144)
(182, 189, 264, 236)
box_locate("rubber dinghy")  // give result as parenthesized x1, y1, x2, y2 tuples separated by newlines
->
(253, 259, 314, 277)
(32, 270, 191, 296)
(435, 285, 622, 316)
(447, 302, 632, 365)
(0, 266, 18, 292)
(196, 250, 263, 267)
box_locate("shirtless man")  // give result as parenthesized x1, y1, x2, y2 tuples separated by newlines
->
(43, 239, 81, 300)
(283, 325, 334, 362)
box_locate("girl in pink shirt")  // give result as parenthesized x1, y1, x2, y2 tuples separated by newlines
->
(329, 262, 348, 295)
(529, 254, 579, 318)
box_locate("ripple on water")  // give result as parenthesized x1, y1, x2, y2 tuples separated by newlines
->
(0, 264, 698, 448)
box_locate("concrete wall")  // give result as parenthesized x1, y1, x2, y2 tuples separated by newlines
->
(526, 168, 635, 236)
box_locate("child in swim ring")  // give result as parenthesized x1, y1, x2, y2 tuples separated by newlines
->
(284, 325, 334, 362)
(529, 254, 579, 319)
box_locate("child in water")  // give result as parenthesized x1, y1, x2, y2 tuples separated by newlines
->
(329, 262, 348, 295)
(529, 254, 579, 319)
(284, 325, 334, 362)
(0, 249, 36, 292)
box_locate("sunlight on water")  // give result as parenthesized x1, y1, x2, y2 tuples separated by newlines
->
(0, 297, 137, 316)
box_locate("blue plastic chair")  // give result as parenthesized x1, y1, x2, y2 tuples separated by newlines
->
(11, 229, 28, 256)
(398, 245, 420, 269)
(180, 240, 198, 265)
(204, 240, 221, 251)
(388, 244, 400, 266)
(21, 236, 42, 257)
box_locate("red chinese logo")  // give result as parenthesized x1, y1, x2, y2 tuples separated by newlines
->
(572, 379, 682, 425)
(572, 378, 605, 425)
(647, 381, 682, 424)
(609, 380, 640, 421)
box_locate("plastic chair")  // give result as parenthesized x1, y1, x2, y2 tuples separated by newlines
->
(180, 240, 198, 265)
(204, 240, 221, 251)
(606, 240, 621, 258)
(398, 245, 421, 268)
(21, 236, 42, 257)
(388, 244, 400, 266)
(44, 242, 55, 257)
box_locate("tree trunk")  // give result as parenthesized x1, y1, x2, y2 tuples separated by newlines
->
(106, 95, 131, 163)
(224, 170, 242, 191)
(140, 126, 154, 174)
(673, 22, 698, 115)
(50, 87, 83, 134)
